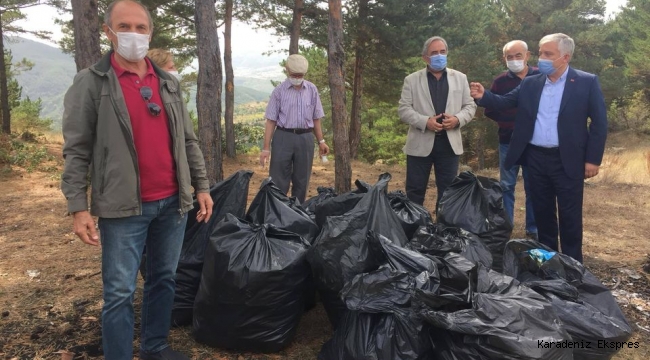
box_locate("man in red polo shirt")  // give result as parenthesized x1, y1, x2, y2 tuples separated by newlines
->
(61, 1, 212, 359)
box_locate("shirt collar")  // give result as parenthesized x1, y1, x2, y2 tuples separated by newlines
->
(110, 53, 156, 78)
(545, 66, 569, 84)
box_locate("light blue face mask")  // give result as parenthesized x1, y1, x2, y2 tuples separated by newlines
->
(429, 54, 447, 71)
(538, 58, 556, 75)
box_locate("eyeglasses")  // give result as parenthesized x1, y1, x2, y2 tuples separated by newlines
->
(139, 86, 162, 117)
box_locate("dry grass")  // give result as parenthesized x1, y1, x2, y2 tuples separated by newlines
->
(594, 147, 650, 186)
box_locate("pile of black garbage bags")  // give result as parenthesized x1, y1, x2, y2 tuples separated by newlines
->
(173, 170, 632, 359)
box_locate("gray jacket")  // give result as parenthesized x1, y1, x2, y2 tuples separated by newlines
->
(61, 52, 209, 218)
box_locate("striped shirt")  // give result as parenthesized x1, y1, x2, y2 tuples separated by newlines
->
(264, 79, 325, 129)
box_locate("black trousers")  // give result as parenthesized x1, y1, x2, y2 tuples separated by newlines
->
(526, 145, 585, 263)
(405, 134, 459, 212)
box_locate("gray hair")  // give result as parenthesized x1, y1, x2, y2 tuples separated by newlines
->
(502, 40, 528, 55)
(104, 0, 153, 31)
(422, 36, 448, 56)
(539, 33, 574, 57)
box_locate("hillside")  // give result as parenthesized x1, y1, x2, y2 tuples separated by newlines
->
(5, 37, 283, 128)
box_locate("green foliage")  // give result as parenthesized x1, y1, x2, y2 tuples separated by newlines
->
(358, 103, 408, 165)
(222, 120, 266, 154)
(7, 137, 55, 172)
(608, 91, 650, 134)
(53, 0, 197, 68)
(614, 0, 650, 102)
(12, 97, 53, 133)
(1, 49, 24, 116)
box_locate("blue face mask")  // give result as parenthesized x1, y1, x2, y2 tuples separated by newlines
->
(538, 58, 556, 75)
(429, 54, 447, 71)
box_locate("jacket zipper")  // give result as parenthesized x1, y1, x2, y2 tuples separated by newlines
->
(108, 88, 142, 215)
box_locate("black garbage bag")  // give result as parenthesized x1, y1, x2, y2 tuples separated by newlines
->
(307, 173, 409, 329)
(387, 190, 434, 239)
(313, 179, 370, 228)
(416, 253, 477, 310)
(368, 231, 439, 279)
(409, 223, 492, 269)
(246, 177, 319, 244)
(437, 171, 513, 272)
(417, 265, 573, 360)
(193, 215, 310, 352)
(171, 170, 253, 326)
(303, 186, 337, 221)
(319, 266, 435, 360)
(503, 239, 633, 360)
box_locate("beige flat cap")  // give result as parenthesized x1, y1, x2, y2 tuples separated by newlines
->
(286, 54, 309, 74)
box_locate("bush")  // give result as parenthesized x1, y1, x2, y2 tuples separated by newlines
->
(12, 97, 53, 134)
(608, 91, 650, 134)
(221, 121, 266, 155)
(2, 137, 55, 172)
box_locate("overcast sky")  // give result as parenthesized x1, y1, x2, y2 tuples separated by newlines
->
(15, 0, 629, 55)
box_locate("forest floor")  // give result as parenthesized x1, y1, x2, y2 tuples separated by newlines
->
(1, 132, 649, 359)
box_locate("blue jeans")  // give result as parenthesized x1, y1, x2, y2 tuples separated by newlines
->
(98, 194, 187, 360)
(499, 143, 537, 234)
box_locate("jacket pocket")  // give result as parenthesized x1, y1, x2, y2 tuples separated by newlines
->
(99, 147, 108, 195)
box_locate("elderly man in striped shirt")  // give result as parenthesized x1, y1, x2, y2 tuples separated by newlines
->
(259, 54, 329, 203)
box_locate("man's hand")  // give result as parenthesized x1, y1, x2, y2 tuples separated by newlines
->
(195, 192, 214, 223)
(470, 82, 484, 99)
(585, 163, 600, 179)
(426, 114, 444, 132)
(441, 113, 459, 130)
(259, 149, 270, 168)
(319, 142, 330, 156)
(73, 211, 100, 246)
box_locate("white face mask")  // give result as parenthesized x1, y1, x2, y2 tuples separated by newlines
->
(506, 59, 525, 73)
(168, 70, 182, 80)
(289, 77, 304, 86)
(109, 27, 150, 62)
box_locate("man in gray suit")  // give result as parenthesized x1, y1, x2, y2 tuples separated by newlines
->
(398, 36, 476, 211)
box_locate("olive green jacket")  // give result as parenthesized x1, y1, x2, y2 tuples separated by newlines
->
(61, 52, 209, 218)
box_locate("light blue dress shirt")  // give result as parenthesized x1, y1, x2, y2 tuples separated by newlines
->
(530, 67, 569, 147)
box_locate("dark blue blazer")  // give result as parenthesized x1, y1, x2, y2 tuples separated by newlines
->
(477, 67, 608, 180)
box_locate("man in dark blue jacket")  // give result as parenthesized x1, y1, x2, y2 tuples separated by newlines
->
(470, 33, 607, 263)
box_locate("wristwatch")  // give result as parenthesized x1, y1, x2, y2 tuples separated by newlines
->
(318, 139, 326, 144)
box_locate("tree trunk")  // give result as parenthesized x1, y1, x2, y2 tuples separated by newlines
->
(224, 0, 235, 158)
(327, 0, 351, 193)
(289, 0, 304, 55)
(349, 0, 368, 159)
(195, 0, 224, 184)
(0, 15, 10, 134)
(71, 0, 101, 72)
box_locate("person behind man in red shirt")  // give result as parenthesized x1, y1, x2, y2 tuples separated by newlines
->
(61, 1, 212, 359)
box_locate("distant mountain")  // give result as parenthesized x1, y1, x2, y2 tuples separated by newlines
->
(5, 37, 284, 129)
(5, 37, 76, 127)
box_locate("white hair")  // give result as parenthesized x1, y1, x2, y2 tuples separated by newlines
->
(539, 33, 575, 57)
(502, 40, 528, 55)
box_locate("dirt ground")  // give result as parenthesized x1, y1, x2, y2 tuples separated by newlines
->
(1, 140, 649, 359)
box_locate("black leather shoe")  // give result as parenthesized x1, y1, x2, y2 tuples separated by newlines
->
(140, 347, 190, 360)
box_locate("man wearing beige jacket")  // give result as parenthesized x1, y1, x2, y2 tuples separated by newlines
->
(398, 36, 476, 211)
